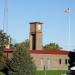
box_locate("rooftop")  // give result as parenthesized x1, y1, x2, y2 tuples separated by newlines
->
(31, 50, 70, 55)
(4, 48, 70, 55)
(30, 22, 43, 24)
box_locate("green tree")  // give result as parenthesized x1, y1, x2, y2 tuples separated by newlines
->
(8, 42, 36, 75)
(0, 51, 6, 71)
(14, 39, 29, 49)
(43, 43, 62, 50)
(0, 30, 9, 50)
(0, 30, 8, 71)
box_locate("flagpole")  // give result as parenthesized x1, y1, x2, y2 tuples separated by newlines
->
(64, 8, 71, 50)
(68, 13, 71, 50)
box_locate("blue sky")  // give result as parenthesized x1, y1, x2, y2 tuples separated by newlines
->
(0, 0, 75, 51)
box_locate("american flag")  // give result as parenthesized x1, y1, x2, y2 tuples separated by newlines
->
(64, 8, 70, 13)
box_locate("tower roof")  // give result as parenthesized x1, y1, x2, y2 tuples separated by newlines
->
(30, 22, 43, 24)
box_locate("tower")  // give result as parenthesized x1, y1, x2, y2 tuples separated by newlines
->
(29, 22, 43, 50)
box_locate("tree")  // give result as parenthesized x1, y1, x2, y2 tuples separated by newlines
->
(68, 51, 75, 69)
(14, 39, 29, 49)
(0, 30, 9, 73)
(0, 51, 6, 71)
(43, 43, 62, 50)
(8, 41, 36, 75)
(0, 30, 9, 50)
(0, 30, 8, 72)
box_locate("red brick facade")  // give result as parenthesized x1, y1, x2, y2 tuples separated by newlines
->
(4, 49, 70, 70)
(31, 50, 69, 70)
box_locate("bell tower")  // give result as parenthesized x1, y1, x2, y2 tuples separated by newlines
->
(29, 22, 43, 50)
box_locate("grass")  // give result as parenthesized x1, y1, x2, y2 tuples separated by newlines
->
(0, 70, 67, 75)
(36, 70, 67, 75)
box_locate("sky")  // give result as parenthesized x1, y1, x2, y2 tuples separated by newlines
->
(0, 0, 75, 51)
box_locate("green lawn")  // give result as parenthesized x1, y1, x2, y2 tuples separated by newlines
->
(36, 70, 67, 75)
(0, 70, 67, 75)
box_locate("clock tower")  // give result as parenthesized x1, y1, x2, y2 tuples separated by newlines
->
(29, 22, 43, 50)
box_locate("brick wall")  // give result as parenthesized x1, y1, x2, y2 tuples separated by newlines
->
(31, 54, 69, 70)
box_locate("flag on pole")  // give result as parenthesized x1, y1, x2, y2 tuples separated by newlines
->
(64, 8, 70, 13)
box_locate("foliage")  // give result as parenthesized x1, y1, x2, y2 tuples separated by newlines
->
(0, 30, 8, 70)
(14, 39, 29, 49)
(43, 43, 62, 50)
(8, 41, 36, 75)
(0, 30, 9, 50)
(0, 72, 5, 75)
(0, 51, 7, 71)
(68, 52, 75, 69)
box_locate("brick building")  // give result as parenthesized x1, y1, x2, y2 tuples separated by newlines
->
(31, 50, 69, 70)
(29, 22, 69, 70)
(4, 22, 70, 70)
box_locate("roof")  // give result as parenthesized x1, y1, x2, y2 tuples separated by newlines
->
(4, 48, 13, 53)
(3, 48, 69, 55)
(30, 22, 43, 24)
(31, 50, 69, 55)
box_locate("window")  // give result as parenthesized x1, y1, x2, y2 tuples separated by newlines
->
(59, 59, 61, 64)
(32, 34, 36, 50)
(65, 59, 68, 64)
(48, 58, 50, 65)
(41, 58, 43, 66)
